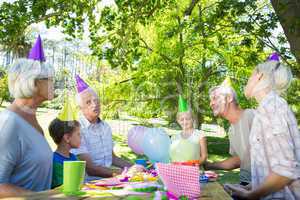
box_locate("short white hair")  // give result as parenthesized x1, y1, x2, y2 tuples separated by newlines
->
(209, 85, 238, 103)
(255, 61, 292, 94)
(76, 88, 99, 107)
(8, 58, 54, 98)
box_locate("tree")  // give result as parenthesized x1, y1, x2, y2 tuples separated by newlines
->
(0, 0, 96, 57)
(0, 0, 299, 124)
(0, 70, 10, 106)
(90, 0, 288, 125)
(270, 0, 300, 68)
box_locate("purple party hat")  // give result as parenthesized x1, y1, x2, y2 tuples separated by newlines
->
(28, 35, 46, 62)
(75, 74, 90, 93)
(267, 52, 280, 62)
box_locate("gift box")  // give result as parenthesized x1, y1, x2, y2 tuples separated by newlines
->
(156, 163, 200, 198)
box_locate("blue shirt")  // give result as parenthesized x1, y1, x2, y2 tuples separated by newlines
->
(52, 152, 77, 188)
(0, 109, 53, 191)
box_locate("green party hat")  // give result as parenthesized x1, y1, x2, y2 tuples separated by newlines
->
(57, 93, 78, 121)
(178, 95, 189, 112)
(221, 76, 232, 87)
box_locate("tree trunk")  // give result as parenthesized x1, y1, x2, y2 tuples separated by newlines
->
(271, 0, 300, 77)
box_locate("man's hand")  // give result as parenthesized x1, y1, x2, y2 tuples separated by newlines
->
(203, 161, 213, 170)
(204, 156, 241, 170)
(112, 152, 132, 168)
(79, 154, 115, 177)
(111, 168, 122, 177)
(224, 184, 256, 200)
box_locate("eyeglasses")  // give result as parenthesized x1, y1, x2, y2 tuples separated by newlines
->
(37, 77, 54, 81)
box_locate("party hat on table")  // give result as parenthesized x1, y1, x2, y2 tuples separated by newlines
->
(28, 35, 46, 62)
(178, 95, 188, 113)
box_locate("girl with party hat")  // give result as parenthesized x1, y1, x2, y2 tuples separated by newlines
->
(48, 94, 81, 188)
(169, 95, 208, 165)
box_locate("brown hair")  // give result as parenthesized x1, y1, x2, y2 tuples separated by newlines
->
(48, 118, 80, 145)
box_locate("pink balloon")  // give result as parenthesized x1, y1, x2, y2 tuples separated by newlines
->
(127, 126, 148, 155)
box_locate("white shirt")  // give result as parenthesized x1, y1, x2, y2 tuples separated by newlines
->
(71, 116, 114, 168)
(170, 129, 205, 162)
(250, 91, 300, 199)
(228, 109, 254, 183)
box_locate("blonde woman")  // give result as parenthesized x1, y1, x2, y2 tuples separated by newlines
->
(227, 59, 300, 199)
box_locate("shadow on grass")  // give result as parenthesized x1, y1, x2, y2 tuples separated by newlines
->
(215, 169, 240, 184)
(207, 136, 230, 157)
(206, 136, 240, 183)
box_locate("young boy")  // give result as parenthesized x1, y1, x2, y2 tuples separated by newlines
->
(169, 96, 208, 165)
(49, 118, 81, 188)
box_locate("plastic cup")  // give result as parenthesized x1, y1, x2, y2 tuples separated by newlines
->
(63, 161, 86, 195)
(135, 159, 148, 167)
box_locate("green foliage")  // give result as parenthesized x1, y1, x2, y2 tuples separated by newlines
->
(286, 77, 300, 121)
(89, 0, 294, 125)
(42, 89, 65, 109)
(0, 70, 10, 106)
(0, 0, 97, 56)
(1, 0, 299, 126)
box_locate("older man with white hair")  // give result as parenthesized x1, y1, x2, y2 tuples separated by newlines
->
(72, 75, 132, 180)
(205, 82, 254, 186)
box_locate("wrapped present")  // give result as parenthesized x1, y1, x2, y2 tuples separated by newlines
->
(156, 163, 200, 198)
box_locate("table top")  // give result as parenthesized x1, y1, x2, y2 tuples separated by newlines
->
(5, 182, 231, 200)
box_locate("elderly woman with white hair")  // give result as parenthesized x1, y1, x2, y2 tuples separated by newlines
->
(227, 59, 300, 199)
(0, 58, 54, 197)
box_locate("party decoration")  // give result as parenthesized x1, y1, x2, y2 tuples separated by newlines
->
(28, 35, 46, 62)
(267, 52, 280, 62)
(142, 128, 171, 163)
(169, 139, 198, 162)
(75, 74, 90, 93)
(178, 95, 188, 113)
(221, 76, 232, 87)
(57, 93, 78, 121)
(156, 163, 200, 198)
(127, 126, 148, 155)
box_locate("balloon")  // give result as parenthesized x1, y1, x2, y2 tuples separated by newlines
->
(169, 139, 199, 162)
(142, 128, 171, 163)
(127, 126, 148, 155)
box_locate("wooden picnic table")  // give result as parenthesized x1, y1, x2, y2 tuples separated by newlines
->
(5, 182, 232, 200)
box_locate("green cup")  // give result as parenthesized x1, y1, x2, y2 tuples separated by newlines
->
(63, 161, 86, 195)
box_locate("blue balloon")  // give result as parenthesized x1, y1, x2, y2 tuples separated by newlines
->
(142, 128, 171, 163)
